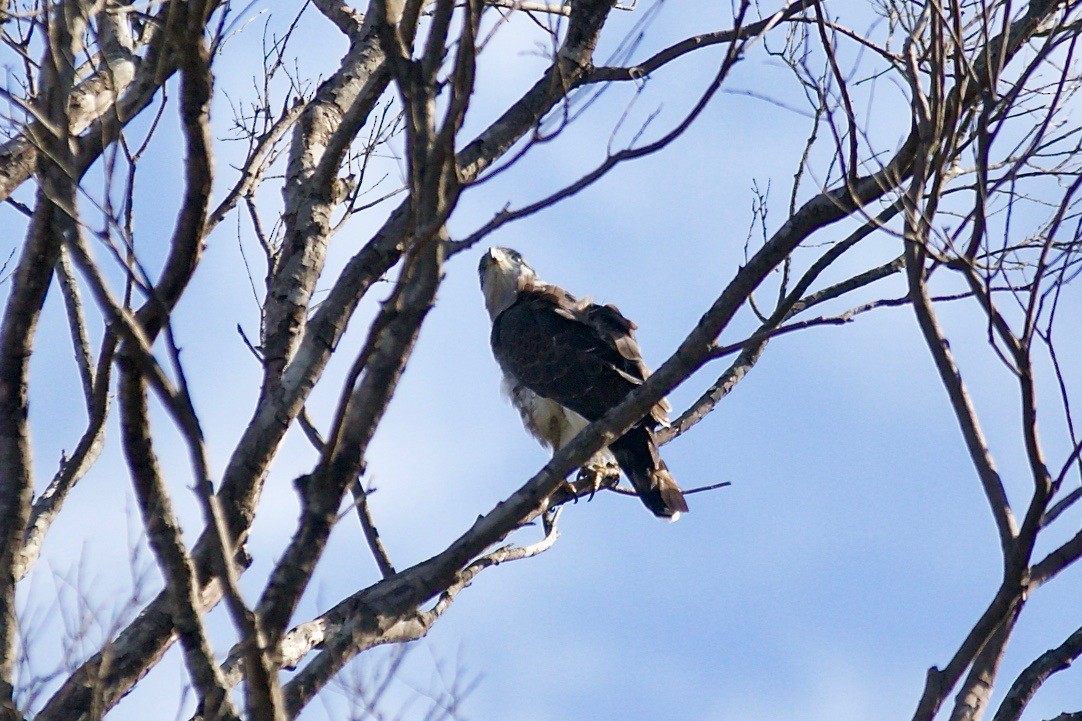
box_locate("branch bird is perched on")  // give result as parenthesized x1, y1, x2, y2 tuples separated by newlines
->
(479, 247, 689, 520)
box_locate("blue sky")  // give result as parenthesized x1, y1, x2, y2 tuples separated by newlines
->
(5, 1, 1082, 720)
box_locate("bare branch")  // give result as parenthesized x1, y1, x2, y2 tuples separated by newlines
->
(54, 245, 95, 408)
(117, 367, 239, 721)
(905, 249, 1017, 552)
(313, 0, 365, 37)
(949, 615, 1019, 721)
(0, 0, 89, 706)
(351, 482, 397, 578)
(661, 202, 905, 444)
(211, 487, 562, 714)
(17, 331, 115, 582)
(586, 1, 814, 83)
(992, 625, 1082, 721)
(279, 509, 562, 715)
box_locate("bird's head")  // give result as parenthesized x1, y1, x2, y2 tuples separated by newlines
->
(479, 247, 537, 319)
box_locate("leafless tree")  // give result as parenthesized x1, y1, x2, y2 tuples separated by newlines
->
(0, 0, 1080, 718)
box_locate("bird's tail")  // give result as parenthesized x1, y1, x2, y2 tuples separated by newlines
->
(610, 425, 689, 520)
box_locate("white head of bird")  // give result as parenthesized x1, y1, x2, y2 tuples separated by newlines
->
(478, 247, 538, 319)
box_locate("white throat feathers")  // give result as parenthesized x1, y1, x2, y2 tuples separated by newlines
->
(478, 247, 539, 319)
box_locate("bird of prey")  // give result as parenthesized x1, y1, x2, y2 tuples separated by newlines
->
(479, 247, 688, 520)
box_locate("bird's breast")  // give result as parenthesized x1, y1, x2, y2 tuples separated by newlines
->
(502, 376, 579, 451)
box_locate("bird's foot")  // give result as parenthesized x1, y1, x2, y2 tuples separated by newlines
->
(547, 479, 578, 508)
(575, 463, 620, 501)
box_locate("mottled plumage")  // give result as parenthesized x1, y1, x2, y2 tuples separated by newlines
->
(479, 247, 688, 520)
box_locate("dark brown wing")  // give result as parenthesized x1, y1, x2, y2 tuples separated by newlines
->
(583, 302, 670, 426)
(491, 290, 640, 422)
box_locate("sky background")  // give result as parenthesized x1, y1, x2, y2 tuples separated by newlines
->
(4, 1, 1082, 720)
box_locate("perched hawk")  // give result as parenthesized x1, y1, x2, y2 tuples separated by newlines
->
(479, 247, 688, 520)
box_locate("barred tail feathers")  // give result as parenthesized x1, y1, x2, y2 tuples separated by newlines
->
(610, 425, 689, 520)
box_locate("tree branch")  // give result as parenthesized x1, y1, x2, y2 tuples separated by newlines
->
(117, 367, 239, 721)
(992, 624, 1082, 721)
